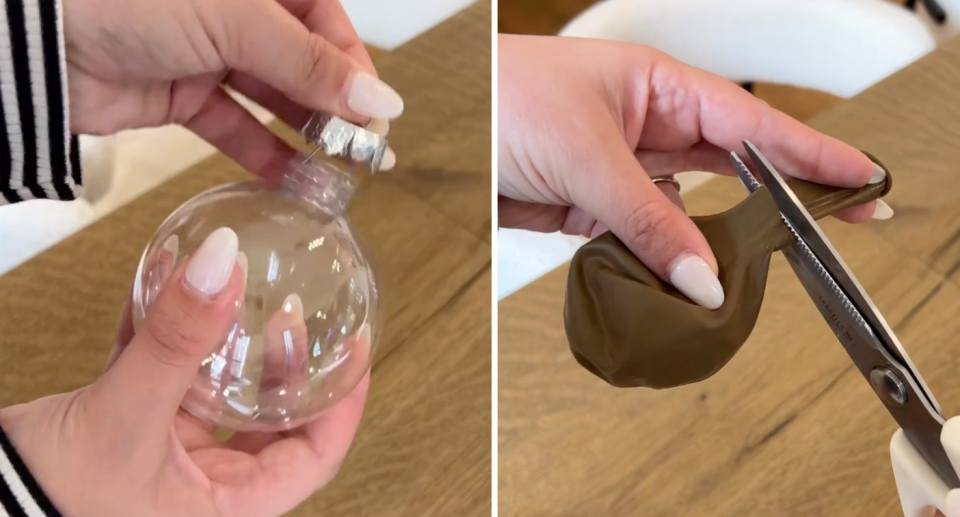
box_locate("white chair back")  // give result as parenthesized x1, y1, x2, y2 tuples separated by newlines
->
(913, 0, 960, 42)
(560, 0, 935, 97)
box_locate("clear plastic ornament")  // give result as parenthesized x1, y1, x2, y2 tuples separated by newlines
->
(131, 151, 379, 432)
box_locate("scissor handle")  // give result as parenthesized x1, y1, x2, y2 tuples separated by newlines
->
(892, 419, 960, 516)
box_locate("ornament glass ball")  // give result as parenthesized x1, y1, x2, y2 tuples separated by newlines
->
(131, 155, 379, 432)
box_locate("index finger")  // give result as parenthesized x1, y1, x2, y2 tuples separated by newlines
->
(278, 0, 377, 73)
(687, 65, 882, 188)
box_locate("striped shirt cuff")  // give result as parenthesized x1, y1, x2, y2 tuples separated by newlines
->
(0, 0, 82, 206)
(0, 425, 61, 517)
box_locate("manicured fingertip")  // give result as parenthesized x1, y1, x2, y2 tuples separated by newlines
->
(236, 251, 248, 279)
(162, 235, 179, 256)
(868, 162, 887, 185)
(667, 253, 725, 309)
(184, 228, 239, 296)
(282, 293, 304, 318)
(347, 72, 404, 120)
(379, 148, 397, 171)
(872, 199, 894, 220)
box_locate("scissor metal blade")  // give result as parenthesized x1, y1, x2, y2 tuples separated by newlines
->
(779, 218, 959, 487)
(740, 140, 956, 485)
(729, 152, 761, 193)
(742, 142, 914, 366)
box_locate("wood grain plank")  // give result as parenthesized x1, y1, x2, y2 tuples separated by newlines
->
(0, 5, 492, 516)
(800, 38, 960, 284)
(374, 1, 492, 242)
(302, 270, 492, 517)
(0, 151, 487, 399)
(498, 0, 913, 36)
(365, 44, 388, 62)
(498, 2, 955, 514)
(499, 11, 960, 517)
(497, 0, 596, 35)
(499, 169, 960, 515)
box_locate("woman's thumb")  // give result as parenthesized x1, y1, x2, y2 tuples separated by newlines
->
(573, 142, 725, 309)
(89, 228, 245, 438)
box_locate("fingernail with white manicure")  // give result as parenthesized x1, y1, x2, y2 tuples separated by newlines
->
(158, 235, 179, 282)
(236, 251, 248, 279)
(162, 234, 179, 257)
(360, 322, 372, 346)
(236, 251, 249, 293)
(185, 227, 239, 296)
(667, 253, 725, 310)
(872, 200, 894, 220)
(945, 488, 960, 517)
(347, 73, 404, 120)
(380, 148, 397, 171)
(282, 293, 304, 318)
(868, 163, 887, 185)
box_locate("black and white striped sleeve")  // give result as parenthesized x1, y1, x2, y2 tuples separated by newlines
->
(0, 0, 82, 206)
(0, 425, 61, 517)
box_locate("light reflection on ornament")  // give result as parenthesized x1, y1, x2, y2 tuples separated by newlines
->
(130, 157, 378, 432)
(267, 252, 281, 283)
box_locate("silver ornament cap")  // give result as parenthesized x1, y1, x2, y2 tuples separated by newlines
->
(302, 113, 388, 173)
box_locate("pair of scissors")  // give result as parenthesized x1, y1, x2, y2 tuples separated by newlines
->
(732, 141, 960, 517)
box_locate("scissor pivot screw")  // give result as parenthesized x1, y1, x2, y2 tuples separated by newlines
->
(870, 367, 907, 407)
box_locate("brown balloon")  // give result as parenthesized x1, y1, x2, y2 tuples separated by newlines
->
(564, 153, 892, 389)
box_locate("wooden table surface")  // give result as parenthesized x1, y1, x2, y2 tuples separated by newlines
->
(0, 2, 491, 516)
(498, 32, 960, 517)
